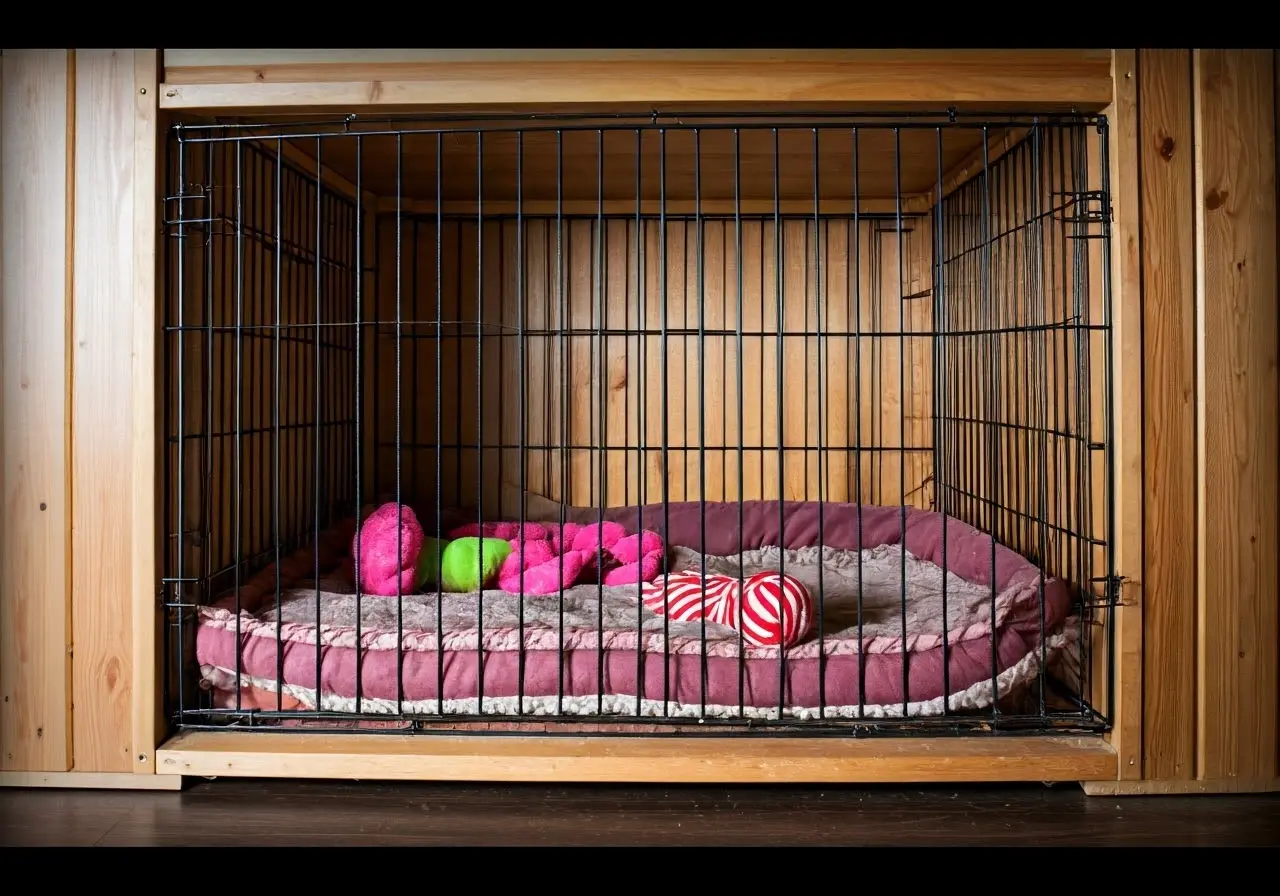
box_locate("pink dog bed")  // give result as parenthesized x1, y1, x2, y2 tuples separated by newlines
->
(194, 500, 1077, 720)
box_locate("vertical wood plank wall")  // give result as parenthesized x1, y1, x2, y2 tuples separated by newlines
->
(1, 50, 73, 772)
(1196, 49, 1279, 786)
(0, 49, 160, 775)
(371, 217, 935, 517)
(1132, 48, 1279, 787)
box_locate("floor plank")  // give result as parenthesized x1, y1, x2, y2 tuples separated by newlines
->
(3, 779, 1279, 846)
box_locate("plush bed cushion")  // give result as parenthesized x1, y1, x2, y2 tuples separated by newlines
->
(195, 500, 1074, 719)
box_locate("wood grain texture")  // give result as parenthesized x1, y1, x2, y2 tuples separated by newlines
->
(1107, 49, 1145, 780)
(71, 50, 140, 773)
(130, 50, 161, 773)
(370, 216, 932, 515)
(0, 50, 73, 773)
(0, 771, 182, 790)
(156, 730, 1117, 783)
(1137, 49, 1197, 781)
(156, 50, 1115, 111)
(1195, 49, 1279, 783)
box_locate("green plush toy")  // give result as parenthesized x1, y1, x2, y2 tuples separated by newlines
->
(413, 536, 451, 590)
(439, 536, 513, 592)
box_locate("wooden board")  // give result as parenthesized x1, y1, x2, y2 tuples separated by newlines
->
(0, 49, 73, 774)
(1106, 49, 1145, 781)
(1195, 49, 1279, 783)
(71, 50, 136, 773)
(0, 770, 182, 790)
(1137, 50, 1197, 781)
(70, 50, 161, 775)
(132, 52, 162, 773)
(156, 729, 1118, 783)
(157, 50, 1115, 113)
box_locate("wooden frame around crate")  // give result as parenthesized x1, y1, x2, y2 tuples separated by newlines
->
(1, 49, 1275, 796)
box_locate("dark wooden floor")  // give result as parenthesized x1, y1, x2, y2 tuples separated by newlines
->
(2, 778, 1279, 846)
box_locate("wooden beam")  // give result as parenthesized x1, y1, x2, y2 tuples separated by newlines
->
(1194, 49, 1279, 784)
(0, 770, 183, 790)
(1137, 49, 1197, 782)
(1101, 49, 1145, 782)
(72, 50, 155, 774)
(130, 50, 162, 775)
(1, 49, 74, 774)
(156, 730, 1118, 784)
(157, 50, 1115, 112)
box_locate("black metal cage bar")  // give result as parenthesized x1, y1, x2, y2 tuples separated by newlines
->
(162, 111, 1116, 737)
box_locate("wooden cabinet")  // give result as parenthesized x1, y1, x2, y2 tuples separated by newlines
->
(1, 49, 1274, 794)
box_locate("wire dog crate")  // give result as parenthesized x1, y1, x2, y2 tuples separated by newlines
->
(162, 110, 1116, 738)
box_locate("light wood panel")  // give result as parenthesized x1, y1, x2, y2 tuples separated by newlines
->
(133, 52, 163, 772)
(71, 49, 154, 773)
(0, 770, 183, 790)
(1090, 48, 1280, 795)
(0, 49, 163, 777)
(370, 215, 934, 516)
(1106, 49, 1144, 781)
(1195, 49, 1279, 783)
(156, 728, 1117, 783)
(1137, 49, 1197, 782)
(156, 49, 1116, 113)
(0, 49, 73, 773)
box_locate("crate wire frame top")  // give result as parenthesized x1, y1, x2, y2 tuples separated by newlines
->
(161, 111, 1116, 737)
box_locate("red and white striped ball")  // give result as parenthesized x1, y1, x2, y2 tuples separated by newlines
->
(640, 570, 737, 623)
(724, 571, 814, 648)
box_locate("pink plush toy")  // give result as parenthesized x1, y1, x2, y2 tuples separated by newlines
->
(352, 502, 424, 596)
(449, 519, 665, 596)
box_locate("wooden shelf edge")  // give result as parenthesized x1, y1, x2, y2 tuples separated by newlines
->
(1081, 777, 1280, 797)
(0, 771, 185, 791)
(156, 52, 1114, 113)
(155, 730, 1117, 784)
